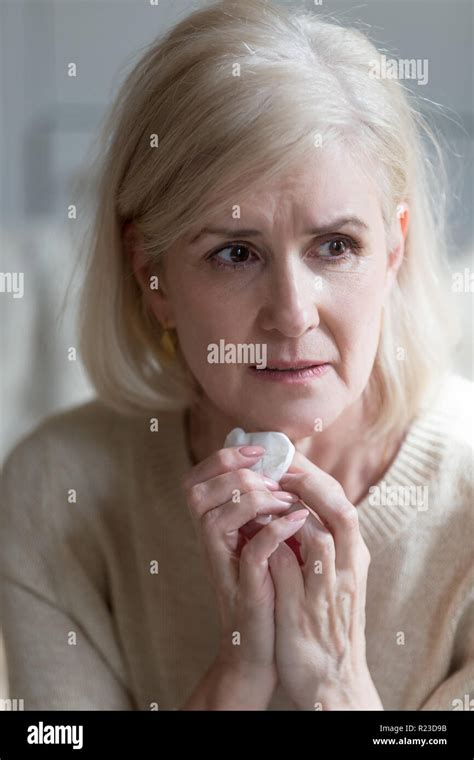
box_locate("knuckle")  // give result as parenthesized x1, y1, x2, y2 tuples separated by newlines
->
(247, 496, 261, 521)
(252, 488, 269, 509)
(200, 507, 218, 538)
(215, 449, 232, 469)
(313, 531, 335, 557)
(333, 500, 359, 532)
(238, 468, 258, 492)
(285, 471, 308, 488)
(187, 482, 206, 512)
(299, 472, 312, 489)
(326, 481, 345, 505)
(339, 572, 358, 596)
(245, 489, 266, 516)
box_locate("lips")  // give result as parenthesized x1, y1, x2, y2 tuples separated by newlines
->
(249, 363, 330, 383)
(252, 360, 325, 370)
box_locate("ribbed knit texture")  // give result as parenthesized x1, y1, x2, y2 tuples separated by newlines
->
(0, 373, 472, 710)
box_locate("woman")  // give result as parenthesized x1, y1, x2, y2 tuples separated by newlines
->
(1, 0, 472, 711)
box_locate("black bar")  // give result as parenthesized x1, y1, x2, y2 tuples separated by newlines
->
(0, 710, 472, 758)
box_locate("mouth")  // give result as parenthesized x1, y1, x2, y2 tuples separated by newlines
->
(253, 360, 326, 371)
(249, 362, 331, 383)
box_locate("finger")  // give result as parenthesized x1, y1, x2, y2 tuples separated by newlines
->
(239, 515, 273, 540)
(296, 515, 337, 596)
(267, 540, 305, 616)
(238, 510, 309, 601)
(204, 490, 300, 537)
(199, 491, 300, 593)
(239, 502, 304, 541)
(280, 451, 360, 571)
(183, 445, 267, 491)
(240, 504, 307, 554)
(186, 467, 281, 520)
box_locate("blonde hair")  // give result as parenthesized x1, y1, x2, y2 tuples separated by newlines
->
(76, 0, 460, 442)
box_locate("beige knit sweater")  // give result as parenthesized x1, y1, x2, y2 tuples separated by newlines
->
(0, 373, 473, 710)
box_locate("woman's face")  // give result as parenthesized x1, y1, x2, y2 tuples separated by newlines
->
(150, 146, 405, 438)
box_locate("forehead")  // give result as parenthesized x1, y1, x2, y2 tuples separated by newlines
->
(204, 145, 380, 228)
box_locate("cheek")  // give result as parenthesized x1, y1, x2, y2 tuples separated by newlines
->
(171, 296, 253, 394)
(331, 254, 385, 319)
(324, 267, 385, 368)
(176, 308, 250, 359)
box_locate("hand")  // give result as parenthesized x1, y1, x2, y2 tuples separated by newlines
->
(268, 451, 383, 710)
(182, 445, 309, 708)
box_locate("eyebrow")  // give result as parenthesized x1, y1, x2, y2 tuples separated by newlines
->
(188, 216, 369, 245)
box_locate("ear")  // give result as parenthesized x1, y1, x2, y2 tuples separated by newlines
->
(122, 222, 175, 327)
(384, 203, 409, 298)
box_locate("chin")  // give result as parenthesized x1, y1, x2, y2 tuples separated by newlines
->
(232, 402, 344, 439)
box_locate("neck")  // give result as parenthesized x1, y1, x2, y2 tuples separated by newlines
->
(186, 395, 404, 506)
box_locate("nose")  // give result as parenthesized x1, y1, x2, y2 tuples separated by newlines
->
(258, 256, 320, 337)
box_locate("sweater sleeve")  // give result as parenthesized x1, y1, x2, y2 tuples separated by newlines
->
(419, 590, 474, 711)
(0, 427, 135, 710)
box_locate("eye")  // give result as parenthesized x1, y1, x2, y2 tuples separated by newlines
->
(208, 243, 258, 270)
(318, 237, 358, 259)
(207, 236, 362, 272)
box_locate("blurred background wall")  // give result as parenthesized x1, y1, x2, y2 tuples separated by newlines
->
(0, 0, 472, 704)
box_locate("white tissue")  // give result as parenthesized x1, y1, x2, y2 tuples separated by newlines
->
(224, 427, 295, 482)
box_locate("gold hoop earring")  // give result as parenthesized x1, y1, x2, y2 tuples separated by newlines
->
(160, 325, 177, 359)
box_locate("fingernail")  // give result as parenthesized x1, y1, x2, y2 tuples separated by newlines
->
(274, 491, 299, 503)
(285, 508, 309, 522)
(263, 477, 280, 490)
(239, 445, 265, 457)
(255, 515, 273, 525)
